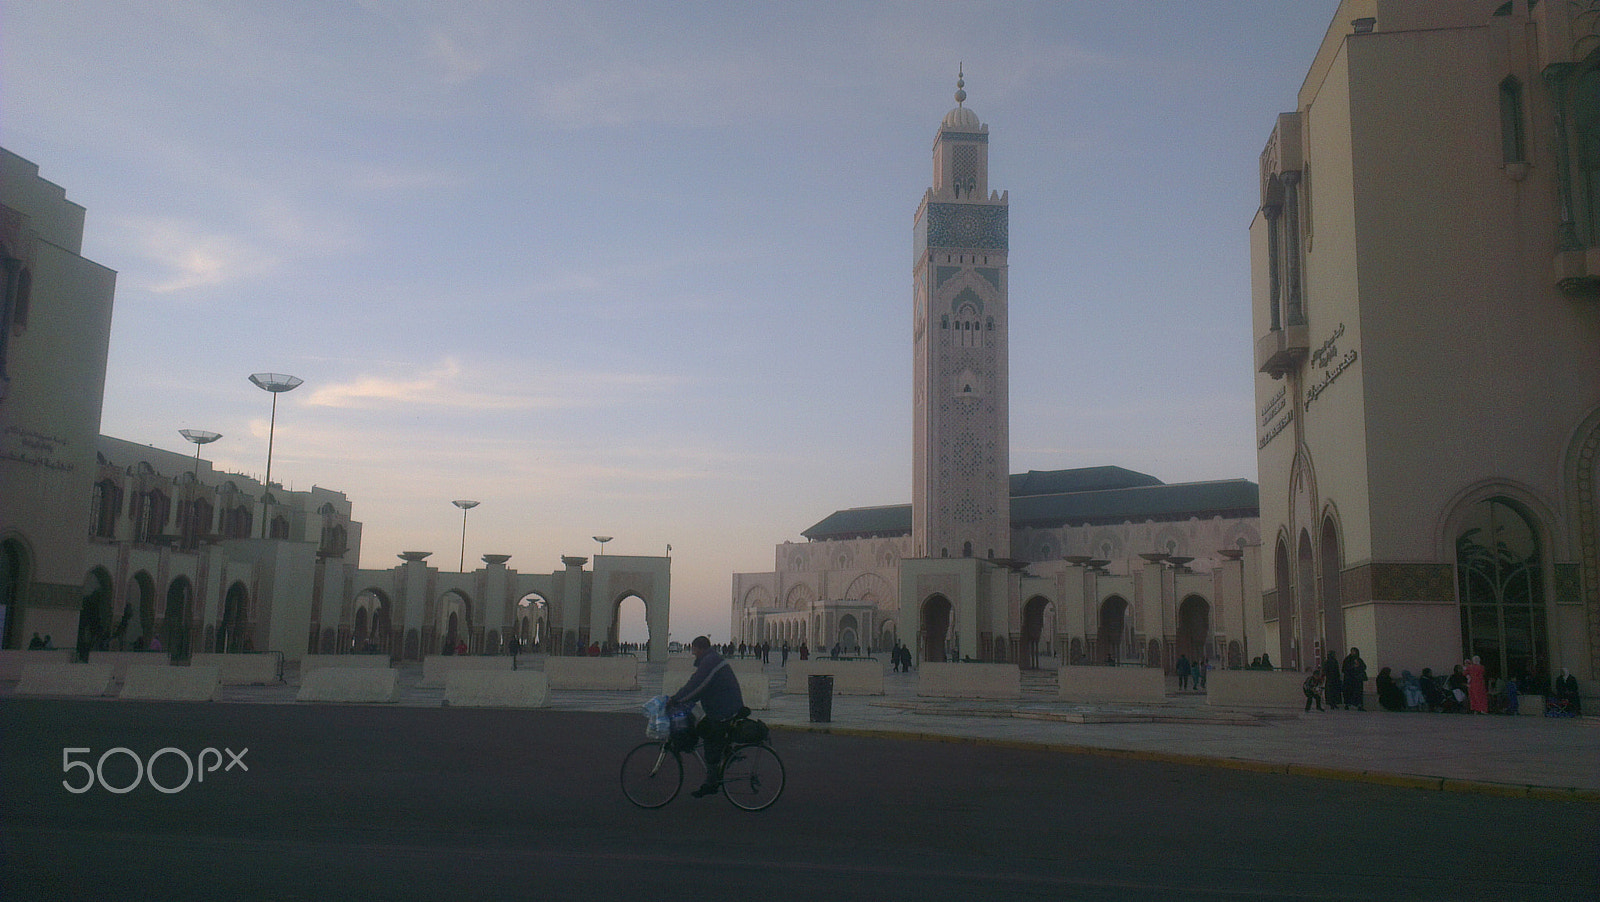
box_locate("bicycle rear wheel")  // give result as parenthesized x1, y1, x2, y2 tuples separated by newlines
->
(620, 741, 683, 808)
(720, 743, 784, 811)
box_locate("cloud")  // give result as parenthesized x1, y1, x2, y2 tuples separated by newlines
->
(303, 357, 686, 411)
(114, 217, 278, 293)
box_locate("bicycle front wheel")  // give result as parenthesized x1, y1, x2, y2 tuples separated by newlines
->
(620, 741, 683, 808)
(720, 743, 785, 811)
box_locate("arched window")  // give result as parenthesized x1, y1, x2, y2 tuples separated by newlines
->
(1499, 76, 1526, 164)
(1456, 498, 1546, 682)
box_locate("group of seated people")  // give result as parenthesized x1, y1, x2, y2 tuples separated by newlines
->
(1371, 665, 1583, 716)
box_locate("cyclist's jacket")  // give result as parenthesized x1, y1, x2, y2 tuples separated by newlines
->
(670, 650, 744, 721)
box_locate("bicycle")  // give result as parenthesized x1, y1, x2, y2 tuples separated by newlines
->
(620, 710, 785, 811)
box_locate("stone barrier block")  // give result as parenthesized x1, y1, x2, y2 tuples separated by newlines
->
(916, 662, 1021, 699)
(298, 654, 393, 677)
(663, 656, 769, 681)
(16, 663, 114, 697)
(1206, 670, 1305, 708)
(1058, 665, 1167, 703)
(544, 656, 638, 690)
(296, 667, 400, 703)
(742, 676, 771, 710)
(190, 653, 281, 685)
(420, 655, 514, 689)
(444, 670, 549, 708)
(79, 651, 171, 680)
(120, 664, 220, 701)
(783, 660, 884, 695)
(0, 649, 74, 680)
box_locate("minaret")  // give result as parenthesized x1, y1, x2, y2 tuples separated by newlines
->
(911, 68, 1011, 560)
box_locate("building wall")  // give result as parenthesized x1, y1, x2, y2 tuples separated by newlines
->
(0, 149, 117, 648)
(1251, 1, 1600, 683)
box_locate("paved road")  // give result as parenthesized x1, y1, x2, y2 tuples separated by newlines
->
(2, 699, 1594, 901)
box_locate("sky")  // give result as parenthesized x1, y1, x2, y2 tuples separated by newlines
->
(4, 0, 1342, 644)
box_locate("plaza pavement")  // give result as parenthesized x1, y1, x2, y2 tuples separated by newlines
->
(14, 656, 1597, 801)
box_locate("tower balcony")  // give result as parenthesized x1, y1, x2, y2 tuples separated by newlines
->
(1255, 323, 1309, 379)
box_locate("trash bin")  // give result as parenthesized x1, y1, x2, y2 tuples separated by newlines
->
(807, 673, 834, 723)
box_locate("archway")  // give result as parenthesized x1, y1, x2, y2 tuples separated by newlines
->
(1319, 515, 1343, 664)
(1294, 530, 1315, 670)
(921, 595, 952, 663)
(517, 593, 548, 651)
(1274, 536, 1293, 671)
(1456, 497, 1547, 682)
(1, 538, 29, 649)
(837, 614, 859, 654)
(1021, 596, 1051, 669)
(78, 568, 113, 660)
(218, 581, 249, 652)
(352, 607, 369, 653)
(609, 593, 648, 654)
(1176, 595, 1210, 666)
(1097, 596, 1130, 664)
(163, 578, 193, 661)
(435, 590, 473, 655)
(121, 572, 155, 650)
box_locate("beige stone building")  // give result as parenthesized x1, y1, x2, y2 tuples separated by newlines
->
(0, 148, 117, 651)
(1251, 1, 1600, 688)
(734, 79, 1261, 670)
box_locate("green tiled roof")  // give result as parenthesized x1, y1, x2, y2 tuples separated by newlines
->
(800, 467, 1258, 541)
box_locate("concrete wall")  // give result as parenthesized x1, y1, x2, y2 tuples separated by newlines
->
(190, 653, 281, 685)
(16, 663, 113, 696)
(543, 656, 637, 690)
(296, 667, 400, 703)
(1206, 670, 1305, 709)
(120, 664, 219, 701)
(916, 662, 1020, 699)
(783, 659, 884, 695)
(298, 654, 392, 677)
(0, 649, 74, 680)
(1058, 665, 1167, 704)
(443, 671, 548, 708)
(420, 654, 513, 688)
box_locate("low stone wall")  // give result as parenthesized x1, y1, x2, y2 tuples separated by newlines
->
(190, 653, 281, 685)
(544, 656, 638, 690)
(419, 655, 513, 689)
(0, 649, 73, 680)
(916, 662, 1020, 699)
(663, 656, 768, 681)
(79, 651, 171, 680)
(741, 676, 771, 710)
(444, 671, 549, 708)
(298, 654, 393, 677)
(16, 663, 114, 697)
(783, 660, 884, 696)
(120, 664, 220, 701)
(296, 667, 400, 703)
(1058, 665, 1167, 703)
(1206, 670, 1305, 708)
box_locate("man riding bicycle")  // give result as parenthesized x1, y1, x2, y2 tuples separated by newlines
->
(669, 635, 745, 798)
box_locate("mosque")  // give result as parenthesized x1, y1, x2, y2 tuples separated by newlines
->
(732, 73, 1264, 670)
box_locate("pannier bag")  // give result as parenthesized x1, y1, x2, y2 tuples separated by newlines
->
(731, 716, 769, 744)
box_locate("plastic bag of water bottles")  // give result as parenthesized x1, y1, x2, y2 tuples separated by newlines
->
(642, 695, 671, 739)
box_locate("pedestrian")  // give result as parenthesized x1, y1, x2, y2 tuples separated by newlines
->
(1177, 654, 1191, 690)
(1464, 655, 1489, 714)
(1303, 667, 1325, 712)
(781, 642, 790, 666)
(1323, 651, 1343, 711)
(1341, 647, 1368, 711)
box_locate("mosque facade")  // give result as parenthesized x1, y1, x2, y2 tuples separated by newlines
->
(732, 78, 1263, 670)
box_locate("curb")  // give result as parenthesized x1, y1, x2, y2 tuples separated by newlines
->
(772, 721, 1600, 804)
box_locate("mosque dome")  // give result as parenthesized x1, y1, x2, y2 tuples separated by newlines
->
(941, 66, 980, 131)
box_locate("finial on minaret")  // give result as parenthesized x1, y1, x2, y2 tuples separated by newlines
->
(955, 64, 966, 106)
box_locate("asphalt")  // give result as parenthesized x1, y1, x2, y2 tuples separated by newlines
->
(17, 656, 1600, 802)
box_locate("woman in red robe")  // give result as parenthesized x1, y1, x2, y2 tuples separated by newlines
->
(1464, 655, 1489, 714)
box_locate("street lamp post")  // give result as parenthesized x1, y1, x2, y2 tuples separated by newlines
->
(593, 535, 612, 557)
(178, 429, 222, 479)
(453, 500, 480, 572)
(178, 429, 221, 549)
(248, 372, 303, 490)
(248, 373, 302, 539)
